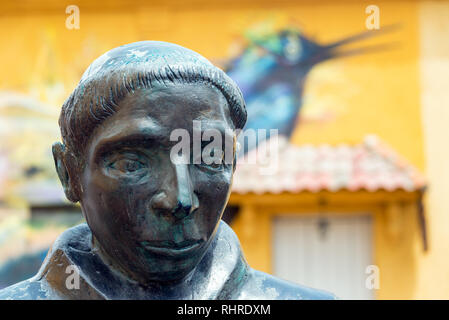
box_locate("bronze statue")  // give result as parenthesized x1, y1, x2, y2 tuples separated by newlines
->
(0, 41, 336, 299)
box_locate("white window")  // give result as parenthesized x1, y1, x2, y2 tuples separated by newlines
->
(273, 214, 374, 299)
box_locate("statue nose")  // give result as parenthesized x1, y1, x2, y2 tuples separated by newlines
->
(151, 164, 199, 220)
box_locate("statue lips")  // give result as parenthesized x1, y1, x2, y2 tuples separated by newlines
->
(140, 239, 205, 257)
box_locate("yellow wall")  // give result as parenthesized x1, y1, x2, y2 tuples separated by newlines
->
(416, 1, 449, 299)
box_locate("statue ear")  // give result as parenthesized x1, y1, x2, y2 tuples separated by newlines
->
(52, 142, 81, 203)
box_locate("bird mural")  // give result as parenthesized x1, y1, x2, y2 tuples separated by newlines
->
(222, 24, 397, 156)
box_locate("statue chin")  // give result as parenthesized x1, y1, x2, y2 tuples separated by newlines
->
(129, 256, 203, 285)
(142, 267, 197, 285)
(93, 235, 210, 285)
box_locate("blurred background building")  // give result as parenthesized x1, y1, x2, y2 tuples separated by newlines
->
(0, 0, 448, 299)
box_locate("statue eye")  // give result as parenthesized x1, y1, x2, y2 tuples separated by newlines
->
(105, 152, 147, 174)
(207, 161, 223, 170)
(209, 154, 224, 169)
(112, 159, 145, 173)
(197, 148, 225, 172)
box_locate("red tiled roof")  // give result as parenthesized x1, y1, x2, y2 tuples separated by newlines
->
(232, 135, 426, 194)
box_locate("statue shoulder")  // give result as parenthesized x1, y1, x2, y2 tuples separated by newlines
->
(0, 223, 92, 300)
(237, 269, 338, 300)
(0, 278, 51, 300)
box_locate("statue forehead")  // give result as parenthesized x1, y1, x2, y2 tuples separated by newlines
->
(81, 41, 213, 82)
(116, 84, 229, 119)
(86, 84, 232, 149)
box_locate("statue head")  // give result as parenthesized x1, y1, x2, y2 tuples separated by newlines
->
(52, 41, 246, 284)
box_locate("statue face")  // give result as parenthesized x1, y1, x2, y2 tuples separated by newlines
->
(79, 83, 235, 283)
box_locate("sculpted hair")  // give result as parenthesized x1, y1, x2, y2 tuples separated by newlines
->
(59, 41, 247, 160)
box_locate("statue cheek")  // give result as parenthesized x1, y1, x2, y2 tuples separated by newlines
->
(84, 169, 146, 199)
(212, 171, 232, 194)
(197, 178, 231, 207)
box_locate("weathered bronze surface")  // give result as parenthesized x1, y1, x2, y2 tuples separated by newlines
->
(0, 41, 336, 299)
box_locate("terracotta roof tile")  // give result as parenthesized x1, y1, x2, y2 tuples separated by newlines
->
(232, 135, 426, 194)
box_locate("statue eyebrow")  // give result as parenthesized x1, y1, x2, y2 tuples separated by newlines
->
(93, 132, 167, 159)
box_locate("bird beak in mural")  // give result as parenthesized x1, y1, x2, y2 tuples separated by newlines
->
(319, 24, 401, 61)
